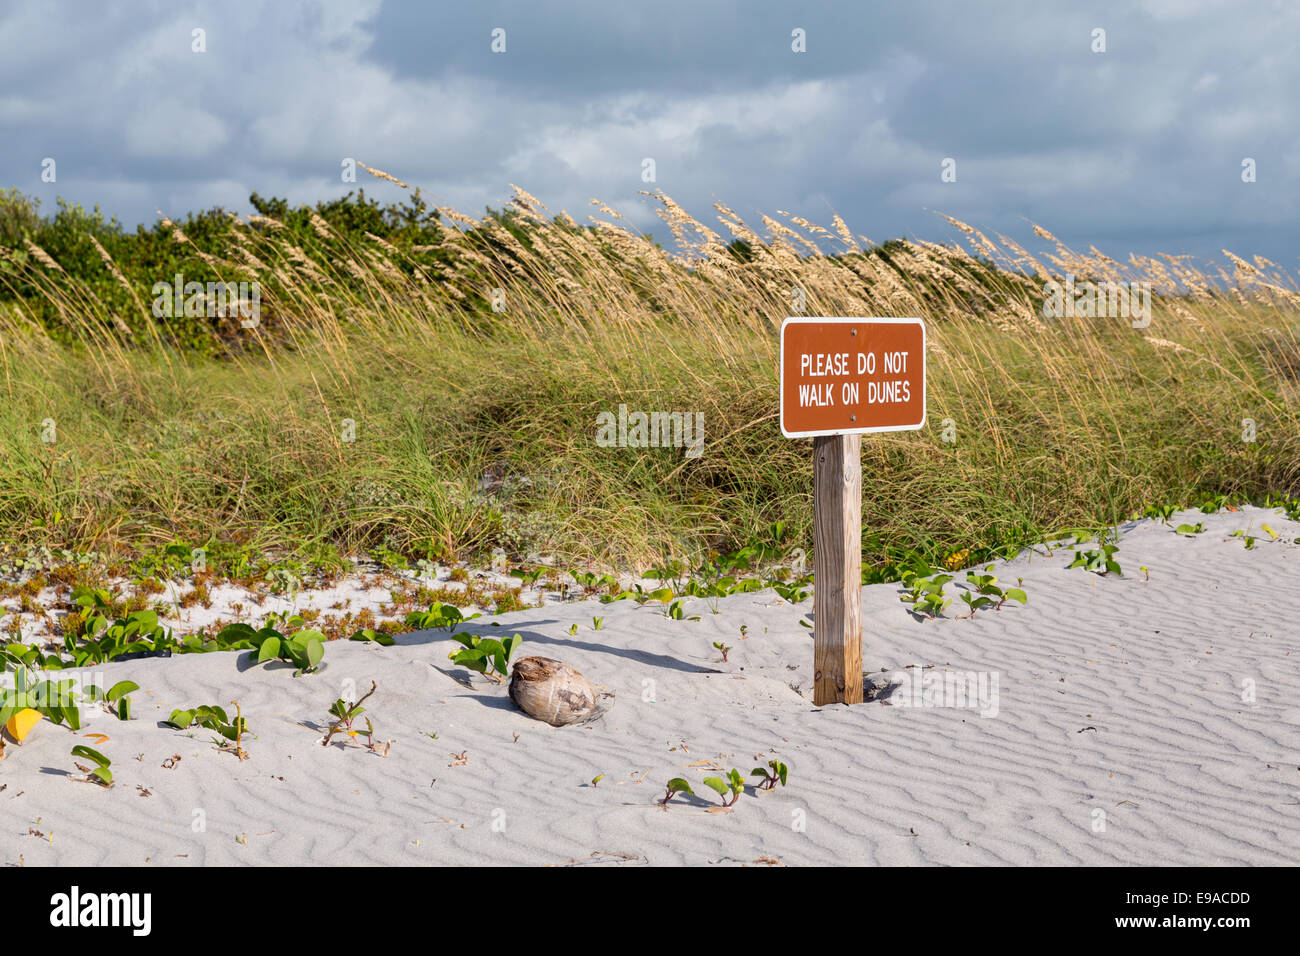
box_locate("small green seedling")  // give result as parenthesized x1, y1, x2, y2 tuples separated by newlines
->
(72, 585, 113, 614)
(958, 567, 1027, 618)
(266, 567, 303, 598)
(750, 759, 789, 791)
(349, 628, 396, 646)
(899, 569, 952, 619)
(615, 583, 661, 606)
(322, 680, 378, 747)
(84, 679, 139, 720)
(646, 587, 675, 606)
(1139, 565, 1150, 581)
(702, 768, 745, 807)
(644, 560, 687, 591)
(713, 641, 732, 663)
(447, 632, 522, 682)
(216, 621, 324, 675)
(1068, 544, 1121, 576)
(591, 616, 605, 632)
(1144, 504, 1178, 525)
(268, 629, 324, 674)
(1230, 530, 1256, 549)
(661, 777, 694, 806)
(666, 599, 700, 621)
(71, 744, 112, 787)
(591, 774, 604, 787)
(569, 570, 616, 597)
(771, 581, 810, 604)
(568, 623, 578, 636)
(511, 567, 546, 589)
(405, 602, 482, 633)
(1175, 522, 1205, 536)
(165, 702, 248, 759)
(1199, 494, 1229, 514)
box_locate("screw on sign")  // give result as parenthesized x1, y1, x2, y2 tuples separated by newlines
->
(779, 318, 926, 705)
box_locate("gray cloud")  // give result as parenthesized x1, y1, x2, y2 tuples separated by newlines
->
(1, 0, 1296, 265)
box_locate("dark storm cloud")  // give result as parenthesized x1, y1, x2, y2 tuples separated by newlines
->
(362, 1, 878, 92)
(0, 0, 1296, 264)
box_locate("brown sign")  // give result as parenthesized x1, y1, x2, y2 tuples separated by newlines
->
(780, 318, 926, 438)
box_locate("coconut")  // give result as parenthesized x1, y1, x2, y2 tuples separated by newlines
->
(508, 656, 609, 726)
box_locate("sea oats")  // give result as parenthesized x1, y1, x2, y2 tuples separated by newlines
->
(245, 215, 285, 230)
(309, 212, 334, 238)
(828, 214, 860, 253)
(86, 234, 143, 330)
(228, 232, 267, 272)
(786, 213, 834, 242)
(759, 214, 814, 256)
(989, 234, 1049, 281)
(588, 198, 624, 219)
(357, 162, 409, 189)
(337, 258, 371, 283)
(23, 239, 64, 272)
(364, 232, 399, 253)
(1222, 249, 1259, 277)
(437, 207, 481, 229)
(508, 184, 549, 222)
(1143, 336, 1190, 353)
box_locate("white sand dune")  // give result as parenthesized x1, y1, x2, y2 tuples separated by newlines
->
(3, 506, 1298, 866)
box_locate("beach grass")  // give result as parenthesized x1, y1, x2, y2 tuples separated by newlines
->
(2, 178, 1299, 576)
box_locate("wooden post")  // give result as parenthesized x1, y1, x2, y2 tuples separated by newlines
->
(781, 318, 924, 704)
(812, 434, 863, 705)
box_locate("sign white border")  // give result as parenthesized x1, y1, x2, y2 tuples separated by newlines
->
(779, 316, 927, 439)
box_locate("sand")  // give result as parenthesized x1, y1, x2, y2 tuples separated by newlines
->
(3, 505, 1298, 866)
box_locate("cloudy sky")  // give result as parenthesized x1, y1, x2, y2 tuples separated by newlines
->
(2, 0, 1297, 265)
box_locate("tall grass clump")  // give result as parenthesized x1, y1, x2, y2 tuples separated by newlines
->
(1, 171, 1298, 573)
